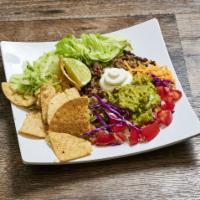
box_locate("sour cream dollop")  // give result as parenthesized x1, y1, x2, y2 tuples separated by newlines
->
(100, 67, 133, 91)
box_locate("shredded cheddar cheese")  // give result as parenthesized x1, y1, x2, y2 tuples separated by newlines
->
(123, 60, 175, 85)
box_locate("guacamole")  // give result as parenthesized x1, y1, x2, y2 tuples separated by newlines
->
(107, 75, 160, 126)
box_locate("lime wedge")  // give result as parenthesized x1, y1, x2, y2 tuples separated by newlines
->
(61, 58, 91, 88)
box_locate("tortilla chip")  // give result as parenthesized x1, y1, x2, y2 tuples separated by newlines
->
(48, 131, 92, 162)
(35, 93, 41, 109)
(49, 97, 90, 137)
(40, 84, 56, 123)
(19, 111, 46, 138)
(1, 82, 36, 107)
(47, 87, 80, 125)
(59, 73, 71, 90)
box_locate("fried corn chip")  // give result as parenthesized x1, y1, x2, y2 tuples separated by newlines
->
(1, 82, 36, 107)
(59, 73, 71, 90)
(40, 84, 56, 123)
(47, 87, 80, 125)
(35, 93, 41, 109)
(49, 97, 90, 137)
(48, 131, 92, 162)
(19, 111, 46, 138)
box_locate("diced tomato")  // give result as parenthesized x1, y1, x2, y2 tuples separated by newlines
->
(156, 86, 169, 98)
(157, 86, 182, 103)
(109, 118, 117, 124)
(156, 86, 165, 97)
(157, 110, 173, 126)
(168, 89, 182, 102)
(161, 95, 174, 104)
(123, 128, 131, 140)
(93, 131, 117, 146)
(109, 114, 119, 124)
(163, 86, 170, 93)
(161, 100, 175, 111)
(113, 132, 126, 143)
(141, 122, 160, 141)
(111, 123, 126, 132)
(129, 128, 139, 145)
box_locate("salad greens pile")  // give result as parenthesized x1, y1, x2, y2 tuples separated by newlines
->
(56, 34, 131, 65)
(9, 34, 131, 95)
(10, 51, 60, 95)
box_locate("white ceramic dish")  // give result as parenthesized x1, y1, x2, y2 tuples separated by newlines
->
(1, 18, 200, 165)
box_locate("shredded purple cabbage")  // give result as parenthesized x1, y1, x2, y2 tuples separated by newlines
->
(90, 102, 131, 119)
(93, 94, 124, 118)
(151, 74, 172, 87)
(106, 111, 139, 130)
(81, 95, 138, 137)
(93, 111, 107, 126)
(81, 123, 118, 136)
(89, 104, 101, 109)
(107, 103, 131, 118)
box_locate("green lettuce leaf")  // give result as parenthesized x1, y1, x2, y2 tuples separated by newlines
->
(10, 51, 60, 95)
(56, 34, 131, 65)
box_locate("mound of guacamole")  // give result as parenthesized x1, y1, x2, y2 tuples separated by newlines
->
(107, 75, 160, 126)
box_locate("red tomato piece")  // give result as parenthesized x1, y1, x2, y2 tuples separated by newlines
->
(161, 100, 175, 111)
(156, 86, 181, 103)
(157, 110, 173, 126)
(93, 131, 117, 146)
(141, 122, 160, 141)
(113, 132, 126, 143)
(109, 118, 117, 124)
(109, 114, 119, 125)
(129, 128, 139, 145)
(156, 86, 170, 97)
(156, 86, 166, 97)
(161, 95, 174, 103)
(111, 123, 126, 132)
(168, 89, 182, 102)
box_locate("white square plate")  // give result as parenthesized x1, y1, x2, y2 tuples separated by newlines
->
(1, 18, 200, 164)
